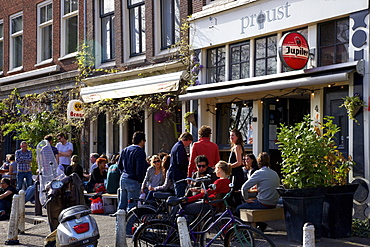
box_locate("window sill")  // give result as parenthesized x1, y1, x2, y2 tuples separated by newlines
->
(34, 59, 54, 67)
(98, 61, 116, 69)
(7, 66, 23, 74)
(58, 52, 78, 61)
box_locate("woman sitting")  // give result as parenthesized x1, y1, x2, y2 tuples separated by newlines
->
(65, 155, 84, 180)
(0, 178, 18, 220)
(141, 155, 165, 198)
(182, 160, 231, 220)
(86, 158, 108, 193)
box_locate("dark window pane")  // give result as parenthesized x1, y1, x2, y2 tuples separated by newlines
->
(12, 16, 22, 33)
(66, 15, 78, 53)
(267, 57, 277, 75)
(336, 44, 349, 63)
(320, 22, 335, 46)
(267, 36, 277, 56)
(0, 42, 3, 71)
(241, 62, 249, 79)
(207, 47, 225, 83)
(320, 46, 335, 66)
(337, 19, 349, 43)
(241, 44, 249, 61)
(0, 23, 3, 38)
(231, 46, 240, 63)
(13, 35, 22, 67)
(231, 64, 240, 80)
(41, 25, 52, 60)
(255, 39, 265, 58)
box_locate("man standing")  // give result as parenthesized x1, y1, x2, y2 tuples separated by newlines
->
(15, 141, 33, 191)
(117, 131, 148, 212)
(55, 133, 73, 173)
(169, 132, 193, 197)
(188, 125, 220, 177)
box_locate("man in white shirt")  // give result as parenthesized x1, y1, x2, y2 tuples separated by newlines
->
(55, 133, 73, 173)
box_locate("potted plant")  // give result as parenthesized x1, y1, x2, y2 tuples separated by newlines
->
(277, 115, 356, 242)
(277, 115, 331, 242)
(340, 93, 365, 124)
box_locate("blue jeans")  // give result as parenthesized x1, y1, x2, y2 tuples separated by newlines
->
(0, 199, 12, 214)
(118, 177, 140, 211)
(16, 171, 33, 191)
(173, 180, 187, 197)
(236, 199, 275, 214)
(25, 184, 36, 203)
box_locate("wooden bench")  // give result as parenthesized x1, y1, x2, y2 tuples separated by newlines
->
(239, 207, 285, 228)
(84, 193, 118, 214)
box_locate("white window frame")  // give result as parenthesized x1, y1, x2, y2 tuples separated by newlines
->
(0, 19, 4, 74)
(9, 12, 23, 72)
(60, 0, 78, 58)
(154, 0, 180, 57)
(95, 0, 116, 68)
(37, 0, 53, 65)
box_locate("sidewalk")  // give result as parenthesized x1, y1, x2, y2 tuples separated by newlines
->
(0, 202, 369, 247)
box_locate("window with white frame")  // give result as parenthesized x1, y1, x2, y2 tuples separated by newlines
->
(128, 0, 145, 56)
(38, 1, 53, 62)
(160, 0, 180, 49)
(0, 20, 3, 72)
(230, 41, 250, 80)
(10, 13, 23, 70)
(100, 0, 115, 62)
(254, 35, 277, 77)
(206, 46, 226, 83)
(61, 0, 78, 56)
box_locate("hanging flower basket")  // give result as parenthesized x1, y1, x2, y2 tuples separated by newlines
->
(340, 94, 366, 125)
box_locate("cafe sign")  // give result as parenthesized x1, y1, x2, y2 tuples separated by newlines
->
(67, 100, 84, 119)
(278, 32, 309, 70)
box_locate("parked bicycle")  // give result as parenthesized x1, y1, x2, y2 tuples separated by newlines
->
(132, 177, 274, 247)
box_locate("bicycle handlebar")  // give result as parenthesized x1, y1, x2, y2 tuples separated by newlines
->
(175, 174, 211, 184)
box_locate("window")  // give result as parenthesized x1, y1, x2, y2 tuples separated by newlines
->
(160, 0, 180, 49)
(230, 41, 250, 80)
(100, 0, 115, 62)
(128, 0, 145, 56)
(61, 0, 78, 55)
(206, 46, 225, 83)
(0, 20, 3, 72)
(254, 35, 277, 77)
(38, 1, 53, 62)
(10, 13, 23, 69)
(318, 18, 349, 66)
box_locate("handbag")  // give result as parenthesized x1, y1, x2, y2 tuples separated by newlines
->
(90, 196, 104, 214)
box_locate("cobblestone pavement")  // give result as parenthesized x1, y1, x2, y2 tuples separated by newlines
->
(1, 202, 370, 247)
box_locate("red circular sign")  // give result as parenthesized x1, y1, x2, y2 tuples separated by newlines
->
(279, 32, 309, 70)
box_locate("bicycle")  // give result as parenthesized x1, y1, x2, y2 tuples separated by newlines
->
(133, 178, 275, 247)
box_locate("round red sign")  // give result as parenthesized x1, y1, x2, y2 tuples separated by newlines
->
(279, 32, 309, 70)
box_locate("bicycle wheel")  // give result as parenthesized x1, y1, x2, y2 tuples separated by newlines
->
(126, 206, 157, 235)
(200, 215, 244, 246)
(224, 225, 275, 247)
(133, 221, 180, 247)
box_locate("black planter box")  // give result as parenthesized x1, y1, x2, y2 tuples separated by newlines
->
(277, 187, 327, 243)
(322, 183, 359, 238)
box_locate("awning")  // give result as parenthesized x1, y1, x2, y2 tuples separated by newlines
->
(179, 71, 351, 101)
(81, 71, 182, 103)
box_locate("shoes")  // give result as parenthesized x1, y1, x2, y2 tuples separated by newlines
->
(256, 222, 268, 232)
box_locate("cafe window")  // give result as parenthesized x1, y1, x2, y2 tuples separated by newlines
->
(206, 46, 225, 83)
(230, 41, 250, 80)
(254, 35, 277, 77)
(318, 18, 349, 66)
(216, 101, 253, 150)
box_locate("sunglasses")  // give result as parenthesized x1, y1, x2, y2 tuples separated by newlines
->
(197, 165, 207, 168)
(153, 160, 161, 163)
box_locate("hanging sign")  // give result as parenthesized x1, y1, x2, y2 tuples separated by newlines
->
(67, 100, 84, 119)
(278, 32, 309, 70)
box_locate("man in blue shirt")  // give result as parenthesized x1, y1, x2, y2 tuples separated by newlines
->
(15, 141, 33, 191)
(117, 131, 148, 212)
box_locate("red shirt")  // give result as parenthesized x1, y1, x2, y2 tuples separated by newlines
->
(188, 137, 220, 177)
(187, 178, 230, 203)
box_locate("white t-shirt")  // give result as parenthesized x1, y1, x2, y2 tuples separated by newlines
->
(56, 141, 73, 165)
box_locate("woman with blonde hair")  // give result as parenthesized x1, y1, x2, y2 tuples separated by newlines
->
(141, 155, 165, 196)
(65, 155, 83, 180)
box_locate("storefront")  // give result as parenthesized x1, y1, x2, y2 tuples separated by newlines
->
(179, 0, 370, 219)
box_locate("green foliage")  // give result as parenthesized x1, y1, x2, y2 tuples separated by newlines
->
(340, 94, 365, 124)
(183, 111, 194, 132)
(352, 219, 370, 238)
(277, 115, 353, 189)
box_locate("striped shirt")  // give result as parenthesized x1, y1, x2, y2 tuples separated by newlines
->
(15, 149, 32, 172)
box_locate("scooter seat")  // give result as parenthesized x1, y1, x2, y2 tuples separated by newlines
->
(58, 205, 91, 223)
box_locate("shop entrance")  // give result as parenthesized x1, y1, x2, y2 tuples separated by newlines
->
(263, 98, 310, 176)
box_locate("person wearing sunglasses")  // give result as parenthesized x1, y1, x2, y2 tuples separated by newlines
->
(186, 155, 217, 197)
(141, 155, 165, 197)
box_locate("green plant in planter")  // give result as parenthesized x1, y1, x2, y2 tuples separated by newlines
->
(277, 115, 352, 189)
(340, 93, 365, 124)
